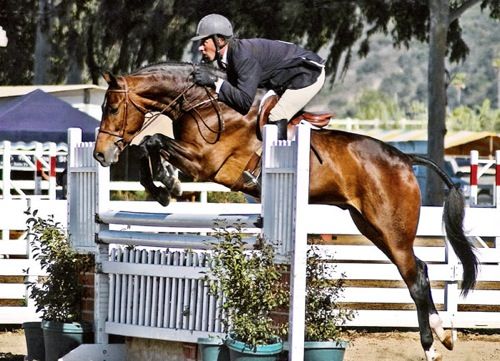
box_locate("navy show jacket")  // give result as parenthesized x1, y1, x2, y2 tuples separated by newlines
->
(218, 38, 324, 115)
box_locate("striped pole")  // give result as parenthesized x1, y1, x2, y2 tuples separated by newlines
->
(470, 150, 479, 206)
(496, 150, 500, 207)
(34, 143, 43, 196)
(48, 143, 57, 199)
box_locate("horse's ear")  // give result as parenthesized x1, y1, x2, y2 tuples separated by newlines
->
(102, 71, 118, 87)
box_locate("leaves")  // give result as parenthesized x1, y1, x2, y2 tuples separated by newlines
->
(205, 227, 288, 348)
(2, 1, 498, 85)
(304, 245, 355, 342)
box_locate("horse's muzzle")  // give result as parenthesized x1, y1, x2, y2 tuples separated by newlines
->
(93, 145, 120, 167)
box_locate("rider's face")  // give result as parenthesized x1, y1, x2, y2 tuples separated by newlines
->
(198, 37, 216, 62)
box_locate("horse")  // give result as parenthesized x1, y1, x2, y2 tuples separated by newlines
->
(93, 62, 477, 361)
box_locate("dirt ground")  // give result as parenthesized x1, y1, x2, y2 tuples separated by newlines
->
(1, 328, 500, 360)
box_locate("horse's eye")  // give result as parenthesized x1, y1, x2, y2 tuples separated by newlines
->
(109, 106, 119, 115)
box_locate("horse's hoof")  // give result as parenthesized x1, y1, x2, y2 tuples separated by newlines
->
(157, 189, 171, 207)
(425, 347, 442, 361)
(167, 178, 183, 197)
(442, 330, 454, 350)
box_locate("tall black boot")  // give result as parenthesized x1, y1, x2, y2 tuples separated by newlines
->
(275, 119, 288, 140)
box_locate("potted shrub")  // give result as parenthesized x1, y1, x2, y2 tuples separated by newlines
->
(302, 244, 355, 361)
(25, 209, 94, 361)
(205, 226, 288, 361)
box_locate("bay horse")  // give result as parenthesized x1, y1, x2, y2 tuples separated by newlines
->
(94, 62, 477, 361)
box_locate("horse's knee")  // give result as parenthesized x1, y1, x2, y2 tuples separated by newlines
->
(141, 133, 166, 151)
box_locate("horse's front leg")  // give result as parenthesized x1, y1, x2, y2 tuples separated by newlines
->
(140, 133, 203, 179)
(156, 157, 182, 197)
(136, 147, 172, 207)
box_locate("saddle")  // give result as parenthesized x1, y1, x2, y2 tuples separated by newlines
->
(234, 94, 332, 191)
(256, 94, 334, 141)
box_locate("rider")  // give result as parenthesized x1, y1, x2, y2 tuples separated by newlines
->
(191, 14, 326, 142)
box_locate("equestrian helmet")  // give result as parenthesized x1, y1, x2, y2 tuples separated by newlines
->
(191, 14, 233, 41)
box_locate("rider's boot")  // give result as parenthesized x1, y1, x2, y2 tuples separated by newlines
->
(243, 119, 288, 189)
(274, 118, 288, 140)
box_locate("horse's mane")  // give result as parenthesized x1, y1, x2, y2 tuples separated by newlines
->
(131, 61, 226, 79)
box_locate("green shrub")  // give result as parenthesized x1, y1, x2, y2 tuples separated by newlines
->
(25, 209, 93, 323)
(205, 227, 288, 348)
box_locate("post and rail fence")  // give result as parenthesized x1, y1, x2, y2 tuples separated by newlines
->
(0, 126, 498, 360)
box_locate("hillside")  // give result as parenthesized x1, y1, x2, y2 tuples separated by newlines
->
(308, 4, 499, 117)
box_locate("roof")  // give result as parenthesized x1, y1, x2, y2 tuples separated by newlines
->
(0, 84, 106, 98)
(0, 89, 99, 143)
(355, 129, 500, 156)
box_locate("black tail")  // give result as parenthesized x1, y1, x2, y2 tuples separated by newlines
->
(410, 155, 478, 296)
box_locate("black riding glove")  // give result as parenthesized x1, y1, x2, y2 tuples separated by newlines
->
(193, 67, 217, 87)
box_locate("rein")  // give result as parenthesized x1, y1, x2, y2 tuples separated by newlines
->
(99, 75, 224, 147)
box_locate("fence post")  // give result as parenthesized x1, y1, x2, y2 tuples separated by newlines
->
(288, 125, 311, 361)
(34, 143, 43, 196)
(67, 127, 110, 344)
(48, 142, 57, 200)
(444, 237, 459, 330)
(495, 150, 500, 207)
(2, 141, 11, 201)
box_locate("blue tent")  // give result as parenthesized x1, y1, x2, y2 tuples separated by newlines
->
(0, 89, 99, 142)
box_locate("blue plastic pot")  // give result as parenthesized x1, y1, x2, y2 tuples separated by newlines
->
(303, 340, 347, 361)
(225, 337, 283, 361)
(41, 320, 93, 361)
(198, 337, 230, 361)
(23, 321, 45, 361)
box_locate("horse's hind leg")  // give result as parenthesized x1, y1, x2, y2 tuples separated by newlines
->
(405, 257, 443, 361)
(349, 210, 442, 360)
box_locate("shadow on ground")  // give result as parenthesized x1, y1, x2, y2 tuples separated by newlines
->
(0, 353, 24, 361)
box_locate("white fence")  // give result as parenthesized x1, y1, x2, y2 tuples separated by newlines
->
(1, 126, 499, 340)
(327, 117, 426, 131)
(0, 198, 65, 324)
(0, 141, 63, 200)
(0, 139, 231, 202)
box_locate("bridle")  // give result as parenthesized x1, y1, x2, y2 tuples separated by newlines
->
(99, 74, 224, 150)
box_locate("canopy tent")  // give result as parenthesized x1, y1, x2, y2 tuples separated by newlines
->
(0, 89, 99, 143)
(355, 129, 500, 157)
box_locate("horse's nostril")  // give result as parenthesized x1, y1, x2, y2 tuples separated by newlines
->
(94, 151, 104, 162)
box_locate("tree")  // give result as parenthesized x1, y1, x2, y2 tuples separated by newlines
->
(493, 57, 500, 109)
(451, 72, 467, 105)
(0, 0, 37, 84)
(425, 0, 498, 205)
(354, 89, 403, 125)
(2, 1, 498, 204)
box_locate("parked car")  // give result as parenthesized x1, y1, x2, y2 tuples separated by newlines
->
(444, 156, 494, 205)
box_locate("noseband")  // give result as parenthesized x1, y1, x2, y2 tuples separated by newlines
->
(99, 76, 222, 149)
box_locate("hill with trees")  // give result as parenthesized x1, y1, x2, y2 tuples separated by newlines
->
(309, 4, 499, 126)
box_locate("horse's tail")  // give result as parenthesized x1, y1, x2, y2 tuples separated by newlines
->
(410, 154, 478, 296)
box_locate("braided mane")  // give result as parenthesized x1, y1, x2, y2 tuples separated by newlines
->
(131, 61, 226, 79)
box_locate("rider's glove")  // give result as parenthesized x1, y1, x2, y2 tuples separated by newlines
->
(193, 67, 217, 87)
